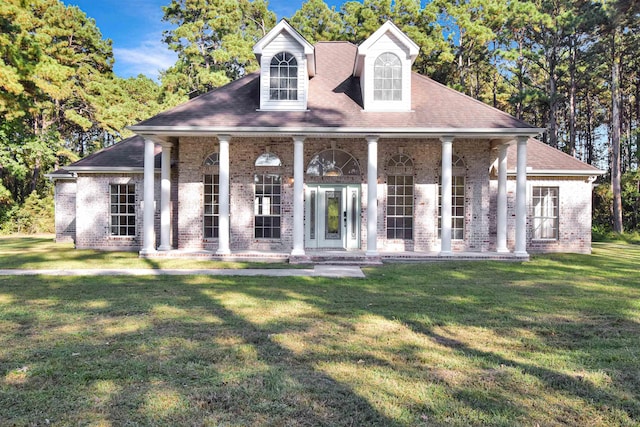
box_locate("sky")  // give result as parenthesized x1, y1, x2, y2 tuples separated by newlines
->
(62, 0, 343, 81)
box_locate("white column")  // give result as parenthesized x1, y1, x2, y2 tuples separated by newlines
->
(140, 138, 156, 255)
(366, 136, 379, 257)
(158, 142, 172, 251)
(440, 136, 454, 255)
(291, 136, 305, 256)
(496, 144, 508, 253)
(515, 136, 528, 256)
(216, 135, 231, 255)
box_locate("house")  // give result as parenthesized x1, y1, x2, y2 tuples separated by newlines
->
(50, 20, 603, 262)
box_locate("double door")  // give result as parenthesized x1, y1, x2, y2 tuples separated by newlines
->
(305, 185, 360, 249)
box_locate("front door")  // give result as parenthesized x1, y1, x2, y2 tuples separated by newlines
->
(305, 185, 360, 249)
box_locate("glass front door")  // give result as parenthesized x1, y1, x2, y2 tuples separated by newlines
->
(305, 185, 360, 249)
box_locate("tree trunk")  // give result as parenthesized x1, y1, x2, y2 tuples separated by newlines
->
(569, 35, 577, 157)
(611, 28, 624, 233)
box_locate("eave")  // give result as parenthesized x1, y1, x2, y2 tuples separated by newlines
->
(129, 125, 544, 140)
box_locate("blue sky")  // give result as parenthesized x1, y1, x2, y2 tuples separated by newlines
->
(62, 0, 343, 81)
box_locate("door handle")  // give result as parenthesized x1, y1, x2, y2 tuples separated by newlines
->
(343, 211, 347, 227)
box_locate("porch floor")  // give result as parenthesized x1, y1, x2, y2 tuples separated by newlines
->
(141, 249, 530, 264)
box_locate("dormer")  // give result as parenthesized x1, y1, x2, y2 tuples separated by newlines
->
(253, 19, 315, 111)
(353, 21, 419, 112)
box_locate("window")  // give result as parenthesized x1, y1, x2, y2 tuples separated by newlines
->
(374, 52, 402, 101)
(387, 175, 414, 239)
(204, 174, 219, 238)
(204, 152, 219, 166)
(254, 174, 281, 239)
(255, 152, 282, 167)
(270, 52, 298, 100)
(110, 184, 136, 236)
(533, 187, 559, 240)
(438, 155, 465, 240)
(306, 149, 360, 176)
(387, 154, 414, 240)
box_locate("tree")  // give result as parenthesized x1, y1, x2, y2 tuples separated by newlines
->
(290, 0, 342, 43)
(161, 0, 276, 97)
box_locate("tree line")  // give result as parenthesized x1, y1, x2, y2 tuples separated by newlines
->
(1, 0, 639, 233)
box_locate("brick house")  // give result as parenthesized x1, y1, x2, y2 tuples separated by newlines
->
(50, 20, 603, 261)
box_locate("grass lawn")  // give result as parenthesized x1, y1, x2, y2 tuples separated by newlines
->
(0, 235, 293, 270)
(1, 240, 639, 426)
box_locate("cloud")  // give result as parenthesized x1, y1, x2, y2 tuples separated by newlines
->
(113, 38, 177, 81)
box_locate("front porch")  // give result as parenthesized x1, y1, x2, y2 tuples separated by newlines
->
(140, 248, 530, 265)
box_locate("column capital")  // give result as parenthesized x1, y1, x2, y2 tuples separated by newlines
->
(158, 140, 173, 148)
(440, 135, 455, 144)
(292, 135, 306, 143)
(217, 134, 231, 143)
(365, 135, 379, 144)
(515, 135, 529, 144)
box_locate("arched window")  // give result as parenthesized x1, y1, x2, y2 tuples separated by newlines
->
(374, 52, 402, 101)
(270, 52, 298, 100)
(387, 154, 414, 240)
(438, 155, 466, 240)
(306, 149, 360, 177)
(255, 152, 282, 167)
(203, 152, 219, 166)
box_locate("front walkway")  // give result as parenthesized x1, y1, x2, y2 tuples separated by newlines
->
(0, 265, 365, 278)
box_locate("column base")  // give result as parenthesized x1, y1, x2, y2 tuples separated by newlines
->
(366, 250, 379, 257)
(216, 248, 231, 255)
(514, 251, 529, 257)
(158, 245, 172, 251)
(139, 248, 156, 256)
(496, 247, 510, 254)
(290, 248, 306, 257)
(439, 251, 453, 257)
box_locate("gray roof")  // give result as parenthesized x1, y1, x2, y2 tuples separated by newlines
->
(507, 138, 603, 176)
(132, 42, 538, 133)
(65, 135, 161, 170)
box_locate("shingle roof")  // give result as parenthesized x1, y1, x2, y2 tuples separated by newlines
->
(65, 135, 161, 170)
(507, 138, 603, 175)
(133, 42, 537, 131)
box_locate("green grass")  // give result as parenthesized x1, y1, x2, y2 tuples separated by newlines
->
(0, 235, 294, 270)
(1, 239, 639, 426)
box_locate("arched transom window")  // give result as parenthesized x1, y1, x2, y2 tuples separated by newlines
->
(255, 152, 282, 167)
(203, 152, 219, 166)
(374, 52, 402, 101)
(306, 149, 360, 177)
(270, 52, 298, 100)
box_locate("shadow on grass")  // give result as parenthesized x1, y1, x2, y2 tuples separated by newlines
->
(1, 242, 640, 424)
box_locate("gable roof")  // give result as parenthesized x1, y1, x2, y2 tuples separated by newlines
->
(353, 20, 419, 76)
(506, 138, 603, 176)
(131, 41, 540, 137)
(253, 19, 316, 76)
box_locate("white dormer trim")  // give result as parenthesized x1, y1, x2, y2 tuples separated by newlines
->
(253, 19, 315, 111)
(253, 19, 315, 77)
(353, 21, 420, 112)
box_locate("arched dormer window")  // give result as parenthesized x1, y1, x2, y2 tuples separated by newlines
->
(306, 149, 360, 177)
(255, 152, 282, 167)
(374, 52, 402, 101)
(270, 52, 298, 100)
